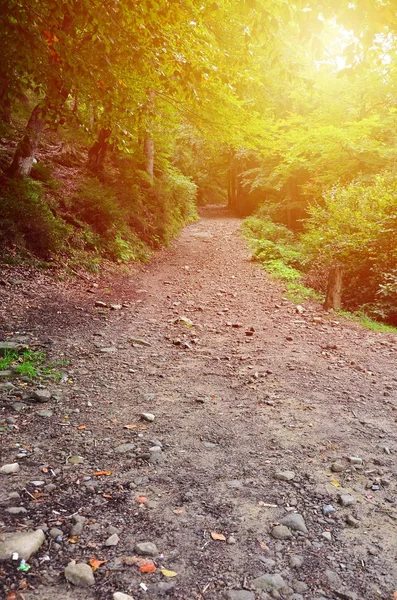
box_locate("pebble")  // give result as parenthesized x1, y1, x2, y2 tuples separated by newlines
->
(6, 507, 27, 515)
(271, 525, 292, 540)
(107, 525, 121, 535)
(323, 505, 336, 517)
(322, 531, 332, 541)
(202, 442, 217, 449)
(30, 480, 45, 487)
(292, 581, 308, 593)
(36, 409, 53, 417)
(105, 533, 120, 546)
(280, 513, 308, 534)
(339, 494, 355, 507)
(274, 471, 295, 482)
(44, 483, 56, 493)
(0, 463, 20, 474)
(290, 555, 304, 568)
(330, 462, 345, 473)
(113, 593, 135, 600)
(49, 528, 63, 540)
(226, 480, 242, 489)
(141, 413, 155, 422)
(348, 456, 362, 465)
(65, 560, 95, 587)
(68, 456, 84, 465)
(115, 443, 135, 454)
(251, 573, 286, 591)
(135, 541, 158, 556)
(0, 529, 45, 560)
(345, 515, 359, 527)
(32, 389, 52, 403)
(224, 591, 255, 600)
(227, 535, 237, 545)
(325, 568, 341, 588)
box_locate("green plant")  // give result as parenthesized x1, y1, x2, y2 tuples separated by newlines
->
(0, 177, 71, 257)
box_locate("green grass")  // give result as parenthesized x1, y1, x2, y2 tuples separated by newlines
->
(338, 311, 397, 334)
(0, 348, 65, 380)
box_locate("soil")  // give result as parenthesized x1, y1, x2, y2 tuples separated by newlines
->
(0, 206, 396, 600)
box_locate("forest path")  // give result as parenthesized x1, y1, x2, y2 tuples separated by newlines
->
(1, 205, 397, 600)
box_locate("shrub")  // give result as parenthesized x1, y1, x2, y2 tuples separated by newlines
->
(0, 177, 70, 257)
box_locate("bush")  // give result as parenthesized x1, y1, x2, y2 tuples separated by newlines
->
(302, 172, 397, 322)
(0, 177, 70, 257)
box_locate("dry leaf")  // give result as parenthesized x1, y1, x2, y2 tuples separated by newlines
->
(330, 480, 341, 488)
(393, 592, 397, 600)
(139, 562, 157, 573)
(77, 425, 86, 430)
(124, 555, 145, 566)
(89, 557, 107, 572)
(173, 508, 184, 515)
(41, 467, 48, 473)
(6, 593, 17, 600)
(210, 531, 226, 541)
(136, 495, 147, 504)
(93, 470, 113, 477)
(103, 493, 112, 499)
(160, 568, 178, 577)
(68, 536, 79, 544)
(124, 424, 138, 429)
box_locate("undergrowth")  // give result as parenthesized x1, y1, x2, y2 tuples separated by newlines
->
(0, 348, 65, 381)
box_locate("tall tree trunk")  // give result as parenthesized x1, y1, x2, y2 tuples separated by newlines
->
(87, 128, 111, 172)
(143, 90, 155, 183)
(0, 79, 12, 124)
(144, 134, 154, 182)
(8, 102, 47, 176)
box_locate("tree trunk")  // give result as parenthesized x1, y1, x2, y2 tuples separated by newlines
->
(0, 79, 12, 124)
(143, 90, 155, 183)
(87, 128, 111, 172)
(144, 134, 154, 182)
(324, 265, 343, 311)
(8, 102, 47, 176)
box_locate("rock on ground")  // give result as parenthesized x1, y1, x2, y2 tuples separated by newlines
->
(0, 529, 45, 561)
(64, 561, 95, 587)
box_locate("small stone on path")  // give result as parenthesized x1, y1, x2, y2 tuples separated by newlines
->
(105, 533, 119, 546)
(32, 389, 51, 403)
(331, 462, 345, 473)
(36, 409, 53, 417)
(113, 593, 135, 600)
(65, 560, 95, 587)
(272, 525, 292, 540)
(224, 591, 255, 600)
(339, 494, 355, 507)
(280, 513, 308, 534)
(0, 463, 20, 474)
(0, 529, 45, 561)
(135, 541, 158, 556)
(6, 507, 27, 515)
(115, 443, 135, 453)
(274, 471, 295, 481)
(251, 573, 286, 591)
(141, 413, 155, 422)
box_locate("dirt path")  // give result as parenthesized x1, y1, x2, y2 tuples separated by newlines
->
(1, 206, 396, 600)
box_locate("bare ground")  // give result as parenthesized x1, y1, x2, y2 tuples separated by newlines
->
(0, 206, 396, 600)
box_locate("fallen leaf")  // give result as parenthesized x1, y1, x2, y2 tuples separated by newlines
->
(136, 495, 147, 504)
(124, 555, 146, 566)
(330, 480, 341, 488)
(6, 592, 17, 600)
(68, 536, 79, 544)
(41, 467, 48, 473)
(89, 557, 107, 571)
(103, 493, 113, 499)
(160, 568, 177, 577)
(93, 470, 113, 477)
(173, 508, 184, 515)
(124, 424, 138, 429)
(77, 425, 86, 430)
(393, 592, 397, 600)
(139, 562, 157, 573)
(210, 531, 226, 541)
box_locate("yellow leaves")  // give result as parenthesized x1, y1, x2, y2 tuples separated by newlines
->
(210, 531, 226, 541)
(160, 568, 178, 577)
(89, 557, 107, 571)
(330, 480, 341, 487)
(68, 536, 79, 544)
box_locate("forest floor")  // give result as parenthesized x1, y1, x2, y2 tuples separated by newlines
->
(0, 205, 396, 600)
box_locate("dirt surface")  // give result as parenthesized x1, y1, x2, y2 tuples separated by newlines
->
(0, 206, 396, 600)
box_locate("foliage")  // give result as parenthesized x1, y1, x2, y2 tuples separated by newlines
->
(0, 177, 71, 257)
(0, 349, 46, 379)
